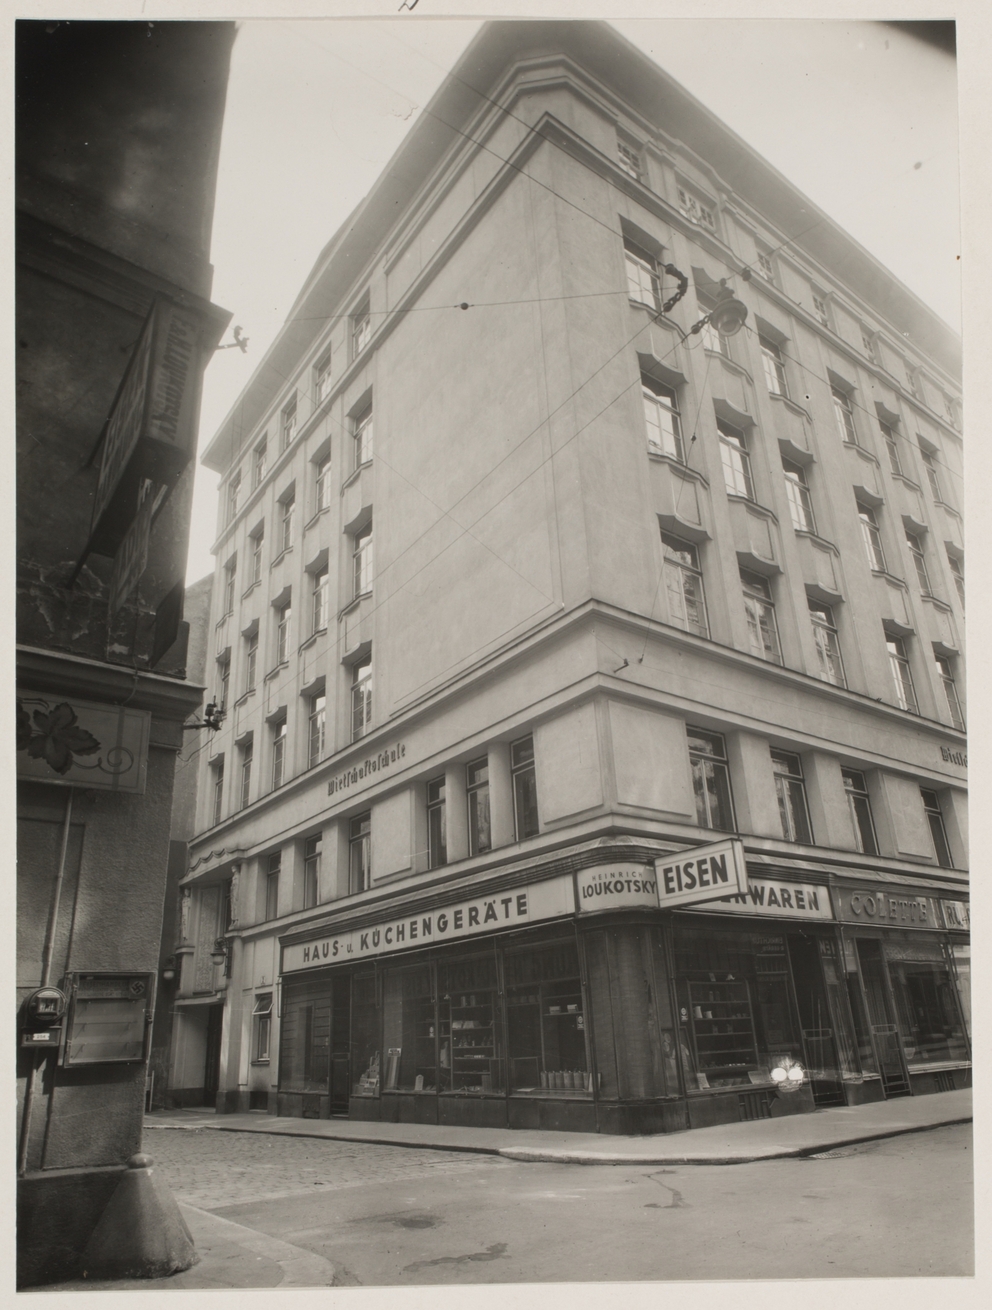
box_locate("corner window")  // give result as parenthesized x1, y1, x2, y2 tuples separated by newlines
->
(349, 815, 371, 893)
(758, 335, 788, 397)
(661, 533, 708, 638)
(782, 460, 814, 533)
(265, 853, 281, 920)
(741, 570, 781, 664)
(240, 738, 253, 808)
(808, 601, 845, 687)
(281, 397, 297, 451)
(511, 736, 540, 841)
(857, 503, 886, 572)
(935, 656, 964, 731)
(352, 297, 371, 357)
(351, 656, 372, 741)
(831, 385, 857, 445)
(308, 693, 325, 768)
(623, 237, 661, 310)
(771, 751, 813, 845)
(303, 834, 322, 908)
(353, 520, 373, 598)
(920, 789, 952, 868)
(314, 351, 332, 405)
(253, 993, 273, 1061)
(252, 437, 267, 489)
(642, 375, 683, 460)
(905, 530, 931, 595)
(427, 777, 447, 869)
(687, 729, 734, 831)
(354, 404, 373, 468)
(842, 769, 877, 855)
(271, 719, 287, 789)
(718, 420, 754, 499)
(466, 757, 491, 856)
(886, 636, 918, 713)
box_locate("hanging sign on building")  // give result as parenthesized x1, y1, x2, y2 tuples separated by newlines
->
(686, 877, 834, 921)
(941, 900, 970, 931)
(574, 863, 659, 914)
(654, 838, 747, 908)
(16, 690, 150, 793)
(832, 883, 942, 930)
(108, 484, 155, 614)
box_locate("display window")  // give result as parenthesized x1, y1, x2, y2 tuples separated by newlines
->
(437, 954, 502, 1094)
(882, 934, 969, 1067)
(949, 942, 970, 1037)
(351, 972, 380, 1097)
(382, 963, 436, 1092)
(279, 980, 331, 1093)
(504, 939, 590, 1094)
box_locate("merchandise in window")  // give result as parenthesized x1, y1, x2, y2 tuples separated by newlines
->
(857, 503, 886, 572)
(354, 404, 373, 467)
(303, 833, 321, 908)
(741, 570, 781, 664)
(771, 750, 813, 844)
(831, 385, 857, 445)
(935, 656, 964, 731)
(265, 853, 280, 920)
(438, 955, 503, 1094)
(351, 657, 372, 740)
(842, 769, 878, 855)
(687, 728, 735, 831)
(353, 520, 373, 597)
(808, 601, 845, 687)
(308, 694, 325, 768)
(905, 530, 931, 594)
(718, 419, 754, 498)
(623, 237, 661, 309)
(511, 736, 540, 840)
(427, 777, 447, 869)
(505, 941, 589, 1095)
(271, 720, 287, 789)
(466, 757, 491, 856)
(253, 993, 273, 1062)
(886, 636, 918, 713)
(240, 738, 253, 808)
(921, 789, 952, 868)
(662, 533, 708, 637)
(758, 335, 788, 396)
(349, 814, 371, 892)
(883, 935, 968, 1067)
(782, 460, 815, 532)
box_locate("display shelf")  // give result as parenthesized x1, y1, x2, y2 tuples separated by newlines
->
(446, 997, 498, 1093)
(687, 980, 759, 1075)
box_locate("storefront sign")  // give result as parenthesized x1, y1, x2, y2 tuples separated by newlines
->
(109, 486, 154, 614)
(654, 838, 747, 908)
(327, 743, 406, 796)
(574, 863, 658, 913)
(687, 877, 833, 920)
(941, 900, 970, 931)
(282, 873, 574, 973)
(832, 884, 941, 929)
(16, 690, 150, 792)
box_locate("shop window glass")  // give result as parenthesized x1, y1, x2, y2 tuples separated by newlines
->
(950, 943, 971, 1038)
(351, 973, 380, 1097)
(278, 982, 330, 1092)
(839, 936, 878, 1077)
(382, 964, 436, 1093)
(504, 940, 589, 1095)
(883, 935, 969, 1067)
(437, 955, 502, 1094)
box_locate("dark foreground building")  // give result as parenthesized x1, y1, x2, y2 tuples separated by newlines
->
(15, 20, 234, 1285)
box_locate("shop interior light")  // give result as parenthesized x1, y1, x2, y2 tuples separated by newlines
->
(770, 1056, 805, 1091)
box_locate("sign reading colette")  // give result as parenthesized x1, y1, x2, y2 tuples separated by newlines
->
(832, 884, 941, 929)
(654, 838, 747, 908)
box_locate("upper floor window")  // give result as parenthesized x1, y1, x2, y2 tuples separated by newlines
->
(511, 736, 540, 841)
(782, 460, 814, 533)
(905, 530, 931, 595)
(352, 297, 371, 357)
(279, 492, 295, 554)
(758, 335, 788, 397)
(252, 437, 267, 489)
(281, 397, 297, 451)
(812, 293, 830, 328)
(741, 570, 781, 664)
(351, 655, 372, 741)
(211, 757, 224, 826)
(354, 404, 373, 468)
(240, 738, 253, 809)
(227, 470, 242, 525)
(623, 237, 661, 310)
(467, 756, 492, 856)
(222, 556, 237, 616)
(880, 422, 902, 477)
(217, 654, 231, 712)
(662, 532, 708, 638)
(314, 351, 332, 406)
(315, 454, 331, 513)
(699, 310, 729, 357)
(308, 693, 325, 768)
(275, 600, 291, 665)
(687, 729, 735, 831)
(249, 525, 264, 587)
(642, 375, 683, 461)
(271, 719, 287, 790)
(245, 629, 258, 693)
(861, 331, 877, 363)
(718, 420, 754, 499)
(808, 601, 845, 687)
(427, 777, 447, 869)
(905, 363, 921, 399)
(831, 385, 857, 445)
(886, 636, 918, 713)
(919, 447, 942, 502)
(677, 186, 716, 231)
(353, 521, 373, 597)
(920, 789, 952, 868)
(756, 248, 775, 282)
(857, 503, 886, 572)
(935, 655, 964, 731)
(349, 814, 371, 892)
(265, 853, 281, 921)
(771, 751, 813, 845)
(616, 139, 643, 182)
(842, 769, 878, 856)
(947, 551, 965, 609)
(303, 833, 321, 908)
(311, 566, 328, 634)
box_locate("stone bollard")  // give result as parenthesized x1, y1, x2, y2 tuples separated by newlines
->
(81, 1153, 197, 1281)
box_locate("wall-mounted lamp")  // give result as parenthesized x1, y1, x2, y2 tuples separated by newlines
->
(161, 956, 177, 983)
(209, 939, 229, 967)
(689, 278, 748, 341)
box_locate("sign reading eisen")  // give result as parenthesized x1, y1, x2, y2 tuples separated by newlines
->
(654, 838, 747, 908)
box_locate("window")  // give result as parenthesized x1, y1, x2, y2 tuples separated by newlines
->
(303, 834, 322, 908)
(308, 693, 325, 768)
(905, 530, 931, 594)
(756, 248, 775, 282)
(349, 815, 371, 893)
(271, 719, 287, 789)
(265, 854, 280, 920)
(250, 526, 263, 586)
(857, 503, 886, 572)
(687, 729, 735, 831)
(253, 993, 273, 1061)
(842, 769, 878, 855)
(252, 437, 267, 489)
(935, 656, 964, 731)
(771, 751, 813, 845)
(782, 460, 814, 533)
(427, 777, 447, 869)
(311, 566, 328, 634)
(245, 630, 258, 693)
(699, 312, 728, 356)
(352, 298, 371, 357)
(217, 654, 230, 711)
(240, 738, 253, 808)
(662, 533, 708, 637)
(831, 385, 857, 445)
(280, 493, 295, 554)
(886, 636, 918, 713)
(947, 552, 964, 609)
(466, 756, 491, 856)
(314, 352, 332, 405)
(905, 364, 921, 399)
(919, 447, 942, 502)
(353, 521, 373, 597)
(718, 420, 754, 499)
(351, 656, 372, 741)
(741, 571, 781, 664)
(275, 601, 291, 665)
(812, 293, 829, 328)
(222, 556, 237, 616)
(920, 789, 952, 868)
(227, 470, 242, 525)
(880, 422, 902, 477)
(642, 375, 683, 460)
(315, 454, 330, 513)
(211, 758, 224, 825)
(808, 601, 845, 686)
(511, 736, 540, 840)
(861, 331, 876, 363)
(623, 237, 661, 309)
(281, 397, 297, 451)
(616, 139, 642, 181)
(354, 404, 373, 468)
(758, 335, 788, 397)
(677, 186, 716, 230)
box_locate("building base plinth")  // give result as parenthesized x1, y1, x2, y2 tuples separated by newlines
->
(79, 1154, 196, 1284)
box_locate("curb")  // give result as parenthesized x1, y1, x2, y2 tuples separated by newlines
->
(179, 1203, 338, 1287)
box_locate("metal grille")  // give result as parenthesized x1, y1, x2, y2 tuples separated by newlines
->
(301, 1094, 322, 1119)
(738, 1090, 773, 1121)
(933, 1070, 955, 1093)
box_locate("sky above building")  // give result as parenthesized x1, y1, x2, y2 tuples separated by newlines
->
(186, 17, 959, 584)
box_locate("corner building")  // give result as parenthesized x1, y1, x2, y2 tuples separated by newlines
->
(176, 22, 969, 1134)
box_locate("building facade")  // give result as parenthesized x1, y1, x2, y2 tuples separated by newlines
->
(15, 21, 234, 1285)
(174, 21, 968, 1137)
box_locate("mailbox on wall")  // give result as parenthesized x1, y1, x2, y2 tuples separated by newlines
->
(61, 973, 154, 1067)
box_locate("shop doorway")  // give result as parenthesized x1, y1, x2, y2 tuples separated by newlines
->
(203, 1003, 224, 1107)
(855, 939, 911, 1097)
(787, 934, 844, 1106)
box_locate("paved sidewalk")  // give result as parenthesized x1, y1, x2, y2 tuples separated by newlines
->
(144, 1086, 971, 1165)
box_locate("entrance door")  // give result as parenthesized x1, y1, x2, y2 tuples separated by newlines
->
(855, 939, 911, 1097)
(330, 975, 351, 1116)
(203, 1003, 224, 1107)
(787, 934, 844, 1106)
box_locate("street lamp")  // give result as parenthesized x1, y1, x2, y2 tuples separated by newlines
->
(689, 278, 749, 340)
(209, 939, 229, 967)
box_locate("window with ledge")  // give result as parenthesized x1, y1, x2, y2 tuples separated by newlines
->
(831, 385, 857, 445)
(677, 186, 716, 231)
(353, 520, 373, 597)
(427, 777, 447, 869)
(466, 757, 491, 856)
(249, 525, 264, 587)
(239, 738, 253, 808)
(741, 570, 781, 664)
(661, 532, 708, 638)
(920, 789, 952, 868)
(808, 601, 845, 686)
(857, 503, 886, 572)
(314, 351, 332, 405)
(217, 655, 230, 712)
(279, 492, 295, 554)
(905, 530, 931, 595)
(303, 834, 321, 908)
(946, 552, 964, 609)
(718, 419, 754, 499)
(265, 853, 280, 921)
(623, 237, 661, 309)
(353, 403, 373, 468)
(699, 309, 729, 357)
(227, 470, 242, 525)
(349, 815, 371, 893)
(687, 729, 735, 831)
(252, 437, 267, 489)
(211, 758, 224, 826)
(880, 422, 902, 476)
(919, 447, 942, 502)
(352, 298, 371, 357)
(642, 374, 683, 460)
(281, 397, 297, 451)
(275, 601, 291, 665)
(782, 460, 814, 533)
(308, 693, 325, 768)
(245, 630, 258, 693)
(315, 454, 330, 513)
(351, 656, 372, 741)
(756, 248, 775, 282)
(616, 138, 643, 181)
(886, 636, 918, 713)
(222, 556, 237, 616)
(253, 993, 273, 1061)
(771, 751, 813, 845)
(812, 292, 830, 328)
(861, 331, 877, 363)
(935, 655, 964, 731)
(271, 719, 287, 789)
(842, 769, 878, 855)
(511, 736, 539, 841)
(758, 335, 788, 397)
(905, 364, 921, 400)
(311, 566, 328, 634)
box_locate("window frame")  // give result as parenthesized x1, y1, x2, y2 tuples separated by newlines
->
(831, 385, 857, 445)
(315, 453, 331, 513)
(623, 237, 661, 310)
(281, 397, 297, 451)
(466, 756, 492, 857)
(265, 855, 281, 921)
(510, 735, 540, 842)
(211, 757, 224, 826)
(313, 351, 332, 406)
(771, 750, 813, 845)
(253, 992, 273, 1062)
(857, 503, 886, 572)
(880, 422, 902, 477)
(758, 335, 788, 397)
(275, 601, 291, 665)
(642, 374, 684, 461)
(935, 655, 964, 731)
(245, 629, 258, 693)
(311, 565, 328, 634)
(808, 600, 845, 687)
(920, 789, 952, 868)
(250, 525, 264, 587)
(740, 569, 782, 664)
(718, 419, 754, 499)
(886, 636, 919, 713)
(427, 776, 447, 870)
(222, 556, 237, 616)
(842, 769, 878, 856)
(351, 655, 372, 741)
(919, 447, 942, 503)
(349, 815, 371, 893)
(616, 138, 643, 182)
(227, 469, 242, 525)
(271, 719, 287, 790)
(217, 655, 230, 712)
(354, 404, 373, 469)
(252, 437, 267, 490)
(946, 552, 964, 609)
(812, 293, 830, 328)
(307, 693, 325, 769)
(677, 185, 716, 231)
(661, 532, 708, 638)
(905, 530, 931, 595)
(353, 520, 373, 598)
(240, 737, 253, 808)
(279, 493, 295, 554)
(782, 459, 815, 533)
(687, 728, 735, 832)
(303, 834, 322, 908)
(352, 298, 371, 358)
